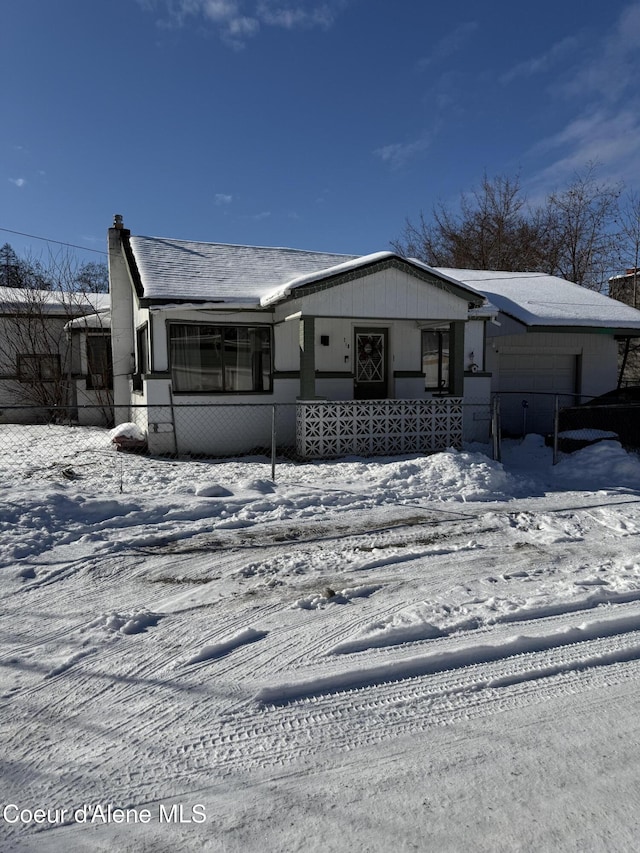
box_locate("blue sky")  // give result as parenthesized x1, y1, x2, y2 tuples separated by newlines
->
(2, 0, 640, 266)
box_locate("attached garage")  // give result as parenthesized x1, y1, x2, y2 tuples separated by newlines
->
(497, 350, 579, 436)
(435, 267, 640, 440)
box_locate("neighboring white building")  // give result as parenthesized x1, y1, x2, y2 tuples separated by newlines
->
(0, 286, 109, 423)
(66, 308, 113, 425)
(107, 217, 640, 455)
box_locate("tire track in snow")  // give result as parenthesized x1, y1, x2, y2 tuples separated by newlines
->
(255, 611, 640, 706)
(143, 631, 640, 802)
(6, 497, 640, 815)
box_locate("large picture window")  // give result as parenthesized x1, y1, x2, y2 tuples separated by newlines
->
(169, 324, 272, 394)
(422, 330, 450, 391)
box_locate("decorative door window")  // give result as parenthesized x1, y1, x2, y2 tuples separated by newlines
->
(356, 333, 384, 383)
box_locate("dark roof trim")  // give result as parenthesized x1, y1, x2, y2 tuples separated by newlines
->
(527, 325, 640, 337)
(121, 230, 145, 299)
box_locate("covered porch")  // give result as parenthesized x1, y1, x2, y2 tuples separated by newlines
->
(292, 313, 466, 458)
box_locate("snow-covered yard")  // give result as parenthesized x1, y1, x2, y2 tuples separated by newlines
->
(2, 425, 640, 852)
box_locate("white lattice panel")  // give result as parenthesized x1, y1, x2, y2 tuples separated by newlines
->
(296, 398, 463, 458)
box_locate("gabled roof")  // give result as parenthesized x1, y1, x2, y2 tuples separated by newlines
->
(126, 235, 484, 307)
(129, 235, 358, 303)
(435, 268, 640, 332)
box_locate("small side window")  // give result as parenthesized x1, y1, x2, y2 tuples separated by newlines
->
(422, 330, 450, 392)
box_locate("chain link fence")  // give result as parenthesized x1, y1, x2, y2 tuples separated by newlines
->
(0, 401, 497, 476)
(0, 395, 634, 478)
(490, 390, 639, 464)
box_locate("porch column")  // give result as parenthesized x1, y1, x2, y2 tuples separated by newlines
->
(299, 316, 316, 398)
(449, 320, 465, 396)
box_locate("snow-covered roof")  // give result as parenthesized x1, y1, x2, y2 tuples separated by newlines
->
(127, 236, 484, 306)
(65, 309, 111, 331)
(129, 236, 359, 303)
(0, 287, 109, 315)
(261, 251, 399, 307)
(435, 269, 640, 331)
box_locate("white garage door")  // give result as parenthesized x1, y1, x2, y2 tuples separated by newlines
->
(498, 353, 577, 436)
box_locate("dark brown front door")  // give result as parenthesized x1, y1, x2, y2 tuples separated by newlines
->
(354, 328, 388, 399)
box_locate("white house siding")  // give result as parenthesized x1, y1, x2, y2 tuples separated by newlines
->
(278, 317, 425, 380)
(138, 308, 456, 455)
(463, 319, 486, 372)
(109, 231, 137, 419)
(488, 332, 618, 436)
(0, 312, 71, 421)
(462, 375, 493, 443)
(138, 376, 301, 456)
(272, 267, 469, 323)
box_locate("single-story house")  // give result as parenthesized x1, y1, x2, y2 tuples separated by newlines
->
(107, 216, 640, 456)
(108, 217, 491, 457)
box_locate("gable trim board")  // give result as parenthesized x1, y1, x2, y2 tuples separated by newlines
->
(262, 256, 484, 309)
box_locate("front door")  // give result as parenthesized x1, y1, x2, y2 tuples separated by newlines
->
(354, 328, 388, 399)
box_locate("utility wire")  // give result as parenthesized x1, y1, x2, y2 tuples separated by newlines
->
(0, 226, 107, 256)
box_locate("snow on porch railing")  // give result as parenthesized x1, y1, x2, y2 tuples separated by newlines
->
(295, 398, 463, 459)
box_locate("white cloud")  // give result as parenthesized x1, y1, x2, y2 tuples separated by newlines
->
(527, 4, 640, 192)
(9, 178, 26, 188)
(417, 21, 478, 70)
(141, 0, 348, 44)
(214, 193, 233, 205)
(500, 36, 578, 84)
(256, 2, 345, 30)
(554, 4, 640, 103)
(531, 108, 640, 191)
(374, 132, 435, 170)
(203, 0, 239, 21)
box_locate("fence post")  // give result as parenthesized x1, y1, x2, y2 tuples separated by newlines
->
(271, 404, 277, 481)
(491, 396, 501, 462)
(553, 395, 559, 465)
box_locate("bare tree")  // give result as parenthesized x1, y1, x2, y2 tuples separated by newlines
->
(0, 246, 110, 419)
(542, 164, 621, 291)
(614, 190, 640, 303)
(393, 164, 623, 289)
(392, 174, 544, 270)
(71, 260, 109, 293)
(609, 191, 640, 384)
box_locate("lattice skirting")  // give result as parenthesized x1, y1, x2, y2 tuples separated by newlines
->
(296, 398, 463, 459)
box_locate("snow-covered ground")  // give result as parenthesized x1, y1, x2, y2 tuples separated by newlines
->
(2, 426, 640, 852)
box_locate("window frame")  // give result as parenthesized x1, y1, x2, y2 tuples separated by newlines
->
(133, 324, 149, 393)
(168, 322, 273, 395)
(17, 353, 61, 384)
(85, 334, 113, 390)
(421, 329, 451, 393)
